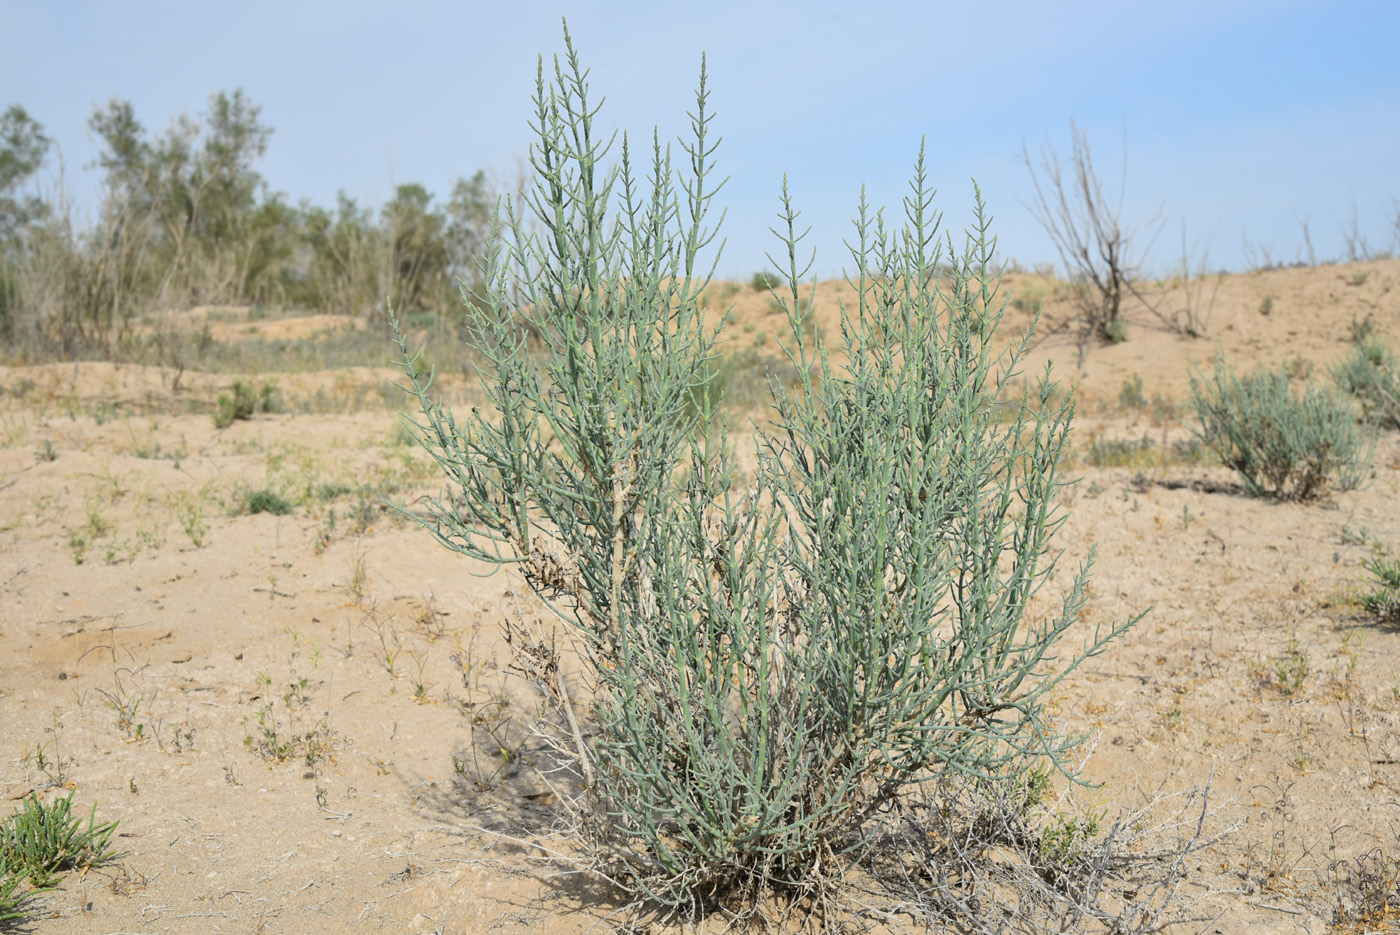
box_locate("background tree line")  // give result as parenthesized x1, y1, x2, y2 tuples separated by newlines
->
(0, 90, 494, 358)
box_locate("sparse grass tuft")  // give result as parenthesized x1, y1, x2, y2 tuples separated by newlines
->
(1332, 334, 1400, 429)
(1082, 432, 1209, 470)
(1361, 554, 1400, 624)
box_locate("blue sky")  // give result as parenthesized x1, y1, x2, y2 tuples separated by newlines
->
(3, 0, 1397, 279)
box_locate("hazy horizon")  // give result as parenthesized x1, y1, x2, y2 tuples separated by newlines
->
(3, 0, 1397, 280)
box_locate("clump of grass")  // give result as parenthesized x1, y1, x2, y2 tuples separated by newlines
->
(1190, 350, 1374, 500)
(0, 791, 117, 921)
(1118, 373, 1146, 410)
(1361, 554, 1400, 624)
(1332, 335, 1400, 429)
(1082, 433, 1208, 470)
(213, 379, 282, 428)
(1086, 433, 1157, 469)
(242, 488, 292, 516)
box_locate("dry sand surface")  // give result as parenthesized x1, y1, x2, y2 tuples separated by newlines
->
(1, 260, 1398, 934)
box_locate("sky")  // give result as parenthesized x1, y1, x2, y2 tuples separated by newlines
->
(3, 0, 1398, 280)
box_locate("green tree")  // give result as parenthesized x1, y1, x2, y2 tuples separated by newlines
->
(0, 105, 50, 242)
(89, 89, 275, 305)
(300, 192, 382, 315)
(383, 182, 448, 313)
(445, 170, 493, 293)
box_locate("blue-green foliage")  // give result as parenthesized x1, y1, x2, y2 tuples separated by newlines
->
(395, 25, 1137, 916)
(1190, 352, 1374, 500)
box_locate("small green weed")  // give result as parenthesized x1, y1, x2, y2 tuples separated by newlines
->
(1361, 554, 1400, 624)
(95, 672, 146, 738)
(170, 490, 210, 547)
(243, 629, 333, 765)
(1038, 807, 1106, 864)
(0, 790, 117, 917)
(1252, 632, 1309, 697)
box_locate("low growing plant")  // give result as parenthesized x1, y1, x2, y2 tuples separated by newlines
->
(1190, 350, 1374, 500)
(0, 790, 117, 920)
(1361, 554, 1400, 624)
(242, 487, 292, 516)
(213, 379, 281, 428)
(392, 26, 1206, 931)
(1332, 334, 1400, 429)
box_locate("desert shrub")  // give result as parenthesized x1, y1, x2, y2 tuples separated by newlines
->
(392, 28, 1208, 930)
(1189, 351, 1374, 500)
(1332, 335, 1400, 429)
(748, 269, 781, 291)
(243, 488, 291, 516)
(213, 379, 281, 428)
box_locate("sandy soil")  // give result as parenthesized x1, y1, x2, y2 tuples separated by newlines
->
(1, 260, 1398, 934)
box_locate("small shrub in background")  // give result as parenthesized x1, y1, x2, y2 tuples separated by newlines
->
(1118, 373, 1146, 409)
(243, 488, 292, 516)
(747, 269, 781, 291)
(692, 344, 806, 416)
(700, 280, 741, 309)
(1190, 351, 1374, 500)
(1332, 335, 1400, 429)
(213, 379, 282, 428)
